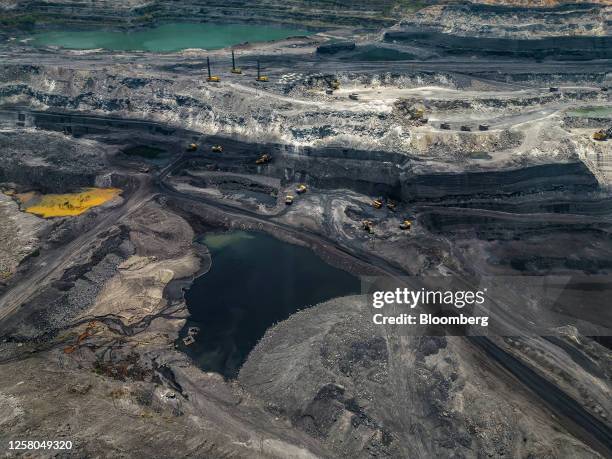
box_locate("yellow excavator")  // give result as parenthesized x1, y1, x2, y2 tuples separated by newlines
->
(400, 219, 412, 231)
(372, 199, 383, 209)
(256, 59, 269, 82)
(207, 57, 220, 83)
(285, 195, 294, 205)
(256, 153, 271, 165)
(230, 50, 242, 74)
(212, 145, 223, 153)
(323, 76, 340, 92)
(187, 143, 198, 151)
(593, 129, 608, 141)
(296, 184, 307, 194)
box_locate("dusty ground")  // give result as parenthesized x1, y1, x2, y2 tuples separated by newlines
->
(241, 295, 607, 458)
(0, 192, 47, 280)
(0, 201, 330, 458)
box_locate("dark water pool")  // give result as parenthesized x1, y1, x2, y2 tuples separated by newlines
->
(179, 231, 360, 378)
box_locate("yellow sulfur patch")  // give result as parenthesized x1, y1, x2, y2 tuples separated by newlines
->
(20, 188, 122, 218)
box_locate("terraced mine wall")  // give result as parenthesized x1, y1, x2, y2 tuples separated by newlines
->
(1, 108, 600, 202)
(28, 111, 177, 137)
(402, 162, 599, 200)
(278, 156, 402, 198)
(278, 155, 599, 201)
(0, 109, 148, 193)
(402, 2, 610, 43)
(384, 29, 612, 60)
(260, 149, 599, 201)
(0, 165, 96, 194)
(0, 0, 407, 32)
(462, 2, 605, 15)
(282, 144, 406, 163)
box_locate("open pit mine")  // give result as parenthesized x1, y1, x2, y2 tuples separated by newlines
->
(0, 1, 611, 458)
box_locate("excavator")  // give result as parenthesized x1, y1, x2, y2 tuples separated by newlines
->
(187, 143, 198, 151)
(285, 194, 294, 205)
(256, 59, 269, 82)
(372, 198, 383, 209)
(386, 199, 397, 211)
(400, 219, 412, 231)
(296, 184, 307, 194)
(593, 129, 608, 141)
(256, 153, 271, 164)
(323, 75, 340, 93)
(230, 50, 242, 74)
(206, 57, 220, 83)
(212, 145, 223, 152)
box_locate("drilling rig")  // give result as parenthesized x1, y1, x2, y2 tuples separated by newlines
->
(256, 59, 269, 82)
(207, 57, 220, 82)
(231, 50, 242, 74)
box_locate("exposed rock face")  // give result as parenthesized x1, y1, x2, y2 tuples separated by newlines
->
(384, 28, 612, 60)
(1, 62, 607, 174)
(0, 129, 107, 192)
(0, 193, 47, 280)
(403, 3, 611, 38)
(1, 0, 412, 30)
(470, 0, 611, 7)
